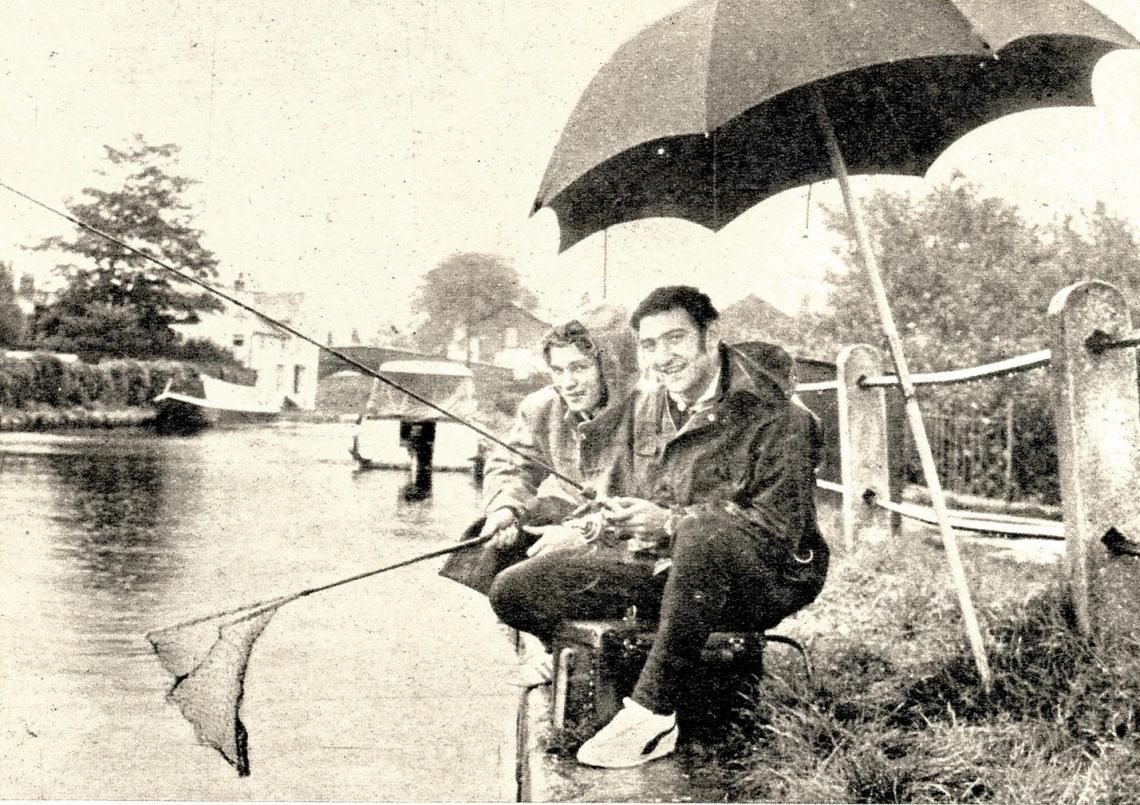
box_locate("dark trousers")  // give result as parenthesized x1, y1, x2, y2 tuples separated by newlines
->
(488, 508, 827, 715)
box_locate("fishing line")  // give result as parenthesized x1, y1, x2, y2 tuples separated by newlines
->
(0, 179, 585, 492)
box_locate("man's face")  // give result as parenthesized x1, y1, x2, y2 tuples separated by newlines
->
(547, 343, 604, 414)
(636, 308, 719, 400)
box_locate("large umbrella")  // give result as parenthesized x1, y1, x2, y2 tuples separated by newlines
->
(533, 0, 1138, 688)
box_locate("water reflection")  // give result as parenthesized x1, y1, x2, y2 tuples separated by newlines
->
(1, 426, 511, 800)
(46, 448, 182, 599)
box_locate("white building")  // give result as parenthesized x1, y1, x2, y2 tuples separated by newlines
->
(173, 277, 320, 409)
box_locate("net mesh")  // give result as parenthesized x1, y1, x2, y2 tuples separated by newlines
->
(146, 596, 293, 776)
(145, 535, 482, 776)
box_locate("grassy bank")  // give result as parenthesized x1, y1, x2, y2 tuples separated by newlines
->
(684, 534, 1139, 803)
(0, 405, 154, 431)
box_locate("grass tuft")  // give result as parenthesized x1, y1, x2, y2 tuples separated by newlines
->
(701, 536, 1140, 803)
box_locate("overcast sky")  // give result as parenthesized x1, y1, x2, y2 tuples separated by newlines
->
(2, 0, 1138, 341)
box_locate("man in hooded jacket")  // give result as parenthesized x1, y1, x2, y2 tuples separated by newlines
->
(489, 285, 829, 768)
(440, 309, 638, 683)
(479, 310, 637, 553)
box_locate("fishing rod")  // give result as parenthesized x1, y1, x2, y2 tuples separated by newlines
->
(0, 179, 586, 493)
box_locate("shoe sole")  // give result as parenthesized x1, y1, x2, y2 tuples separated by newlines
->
(576, 726, 678, 768)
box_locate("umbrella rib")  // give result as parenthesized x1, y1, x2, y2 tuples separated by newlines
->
(700, 0, 720, 130)
(942, 0, 996, 53)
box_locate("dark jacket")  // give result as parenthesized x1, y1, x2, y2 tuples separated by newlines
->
(605, 342, 826, 562)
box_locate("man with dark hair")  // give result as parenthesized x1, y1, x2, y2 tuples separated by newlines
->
(489, 285, 828, 767)
(629, 284, 720, 331)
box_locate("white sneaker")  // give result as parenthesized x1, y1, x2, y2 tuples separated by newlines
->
(576, 697, 678, 768)
(506, 635, 553, 688)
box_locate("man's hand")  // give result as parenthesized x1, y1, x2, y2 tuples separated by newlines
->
(600, 497, 669, 535)
(521, 523, 589, 557)
(601, 497, 670, 553)
(480, 507, 520, 549)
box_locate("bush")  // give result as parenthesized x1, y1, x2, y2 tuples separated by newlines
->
(0, 353, 199, 410)
(28, 353, 68, 406)
(165, 336, 242, 365)
(0, 357, 36, 406)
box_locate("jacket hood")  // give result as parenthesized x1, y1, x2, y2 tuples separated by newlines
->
(723, 341, 794, 399)
(568, 303, 639, 423)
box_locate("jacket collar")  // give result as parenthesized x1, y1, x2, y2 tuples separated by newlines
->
(720, 342, 794, 400)
(647, 342, 793, 440)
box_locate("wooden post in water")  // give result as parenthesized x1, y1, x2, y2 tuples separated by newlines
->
(1048, 280, 1140, 634)
(399, 420, 437, 499)
(837, 345, 893, 548)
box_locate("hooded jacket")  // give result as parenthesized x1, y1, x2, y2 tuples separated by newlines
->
(482, 307, 638, 515)
(605, 341, 827, 563)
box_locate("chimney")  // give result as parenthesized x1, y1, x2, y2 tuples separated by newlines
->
(234, 273, 246, 292)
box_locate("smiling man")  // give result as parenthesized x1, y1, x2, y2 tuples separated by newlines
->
(489, 285, 830, 767)
(480, 318, 634, 549)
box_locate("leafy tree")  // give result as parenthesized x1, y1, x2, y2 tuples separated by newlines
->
(0, 262, 25, 346)
(814, 177, 1140, 368)
(412, 252, 538, 362)
(32, 135, 221, 358)
(810, 178, 1140, 502)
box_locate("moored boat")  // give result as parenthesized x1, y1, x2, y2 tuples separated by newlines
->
(153, 373, 283, 435)
(350, 359, 480, 473)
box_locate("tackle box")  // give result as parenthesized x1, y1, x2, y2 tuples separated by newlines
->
(549, 615, 776, 738)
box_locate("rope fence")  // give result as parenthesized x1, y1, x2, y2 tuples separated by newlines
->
(792, 345, 1055, 394)
(824, 281, 1140, 636)
(1086, 329, 1140, 354)
(814, 478, 1064, 539)
(798, 331, 1140, 538)
(859, 349, 1052, 389)
(795, 332, 1140, 396)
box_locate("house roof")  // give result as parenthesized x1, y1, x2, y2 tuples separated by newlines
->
(244, 290, 307, 326)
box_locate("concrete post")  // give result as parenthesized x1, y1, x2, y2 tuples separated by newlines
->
(837, 344, 893, 548)
(1048, 280, 1140, 635)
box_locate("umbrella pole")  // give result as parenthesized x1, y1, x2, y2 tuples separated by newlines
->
(812, 91, 992, 691)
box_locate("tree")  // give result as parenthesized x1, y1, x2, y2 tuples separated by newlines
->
(0, 263, 25, 346)
(412, 252, 538, 362)
(810, 177, 1140, 502)
(32, 135, 221, 358)
(812, 178, 1140, 370)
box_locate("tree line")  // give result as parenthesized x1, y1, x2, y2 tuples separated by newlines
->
(802, 175, 1140, 503)
(1, 134, 540, 364)
(4, 134, 1138, 503)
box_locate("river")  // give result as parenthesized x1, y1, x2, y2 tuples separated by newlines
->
(0, 423, 520, 801)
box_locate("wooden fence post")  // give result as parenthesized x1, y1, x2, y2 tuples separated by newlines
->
(1048, 280, 1140, 634)
(837, 344, 892, 548)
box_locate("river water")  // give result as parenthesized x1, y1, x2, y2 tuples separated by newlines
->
(0, 423, 520, 801)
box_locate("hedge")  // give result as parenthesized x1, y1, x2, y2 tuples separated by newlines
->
(0, 353, 199, 410)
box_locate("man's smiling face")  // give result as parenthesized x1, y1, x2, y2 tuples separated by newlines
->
(636, 308, 718, 402)
(547, 343, 603, 414)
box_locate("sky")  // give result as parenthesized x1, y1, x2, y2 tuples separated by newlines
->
(2, 0, 1139, 343)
